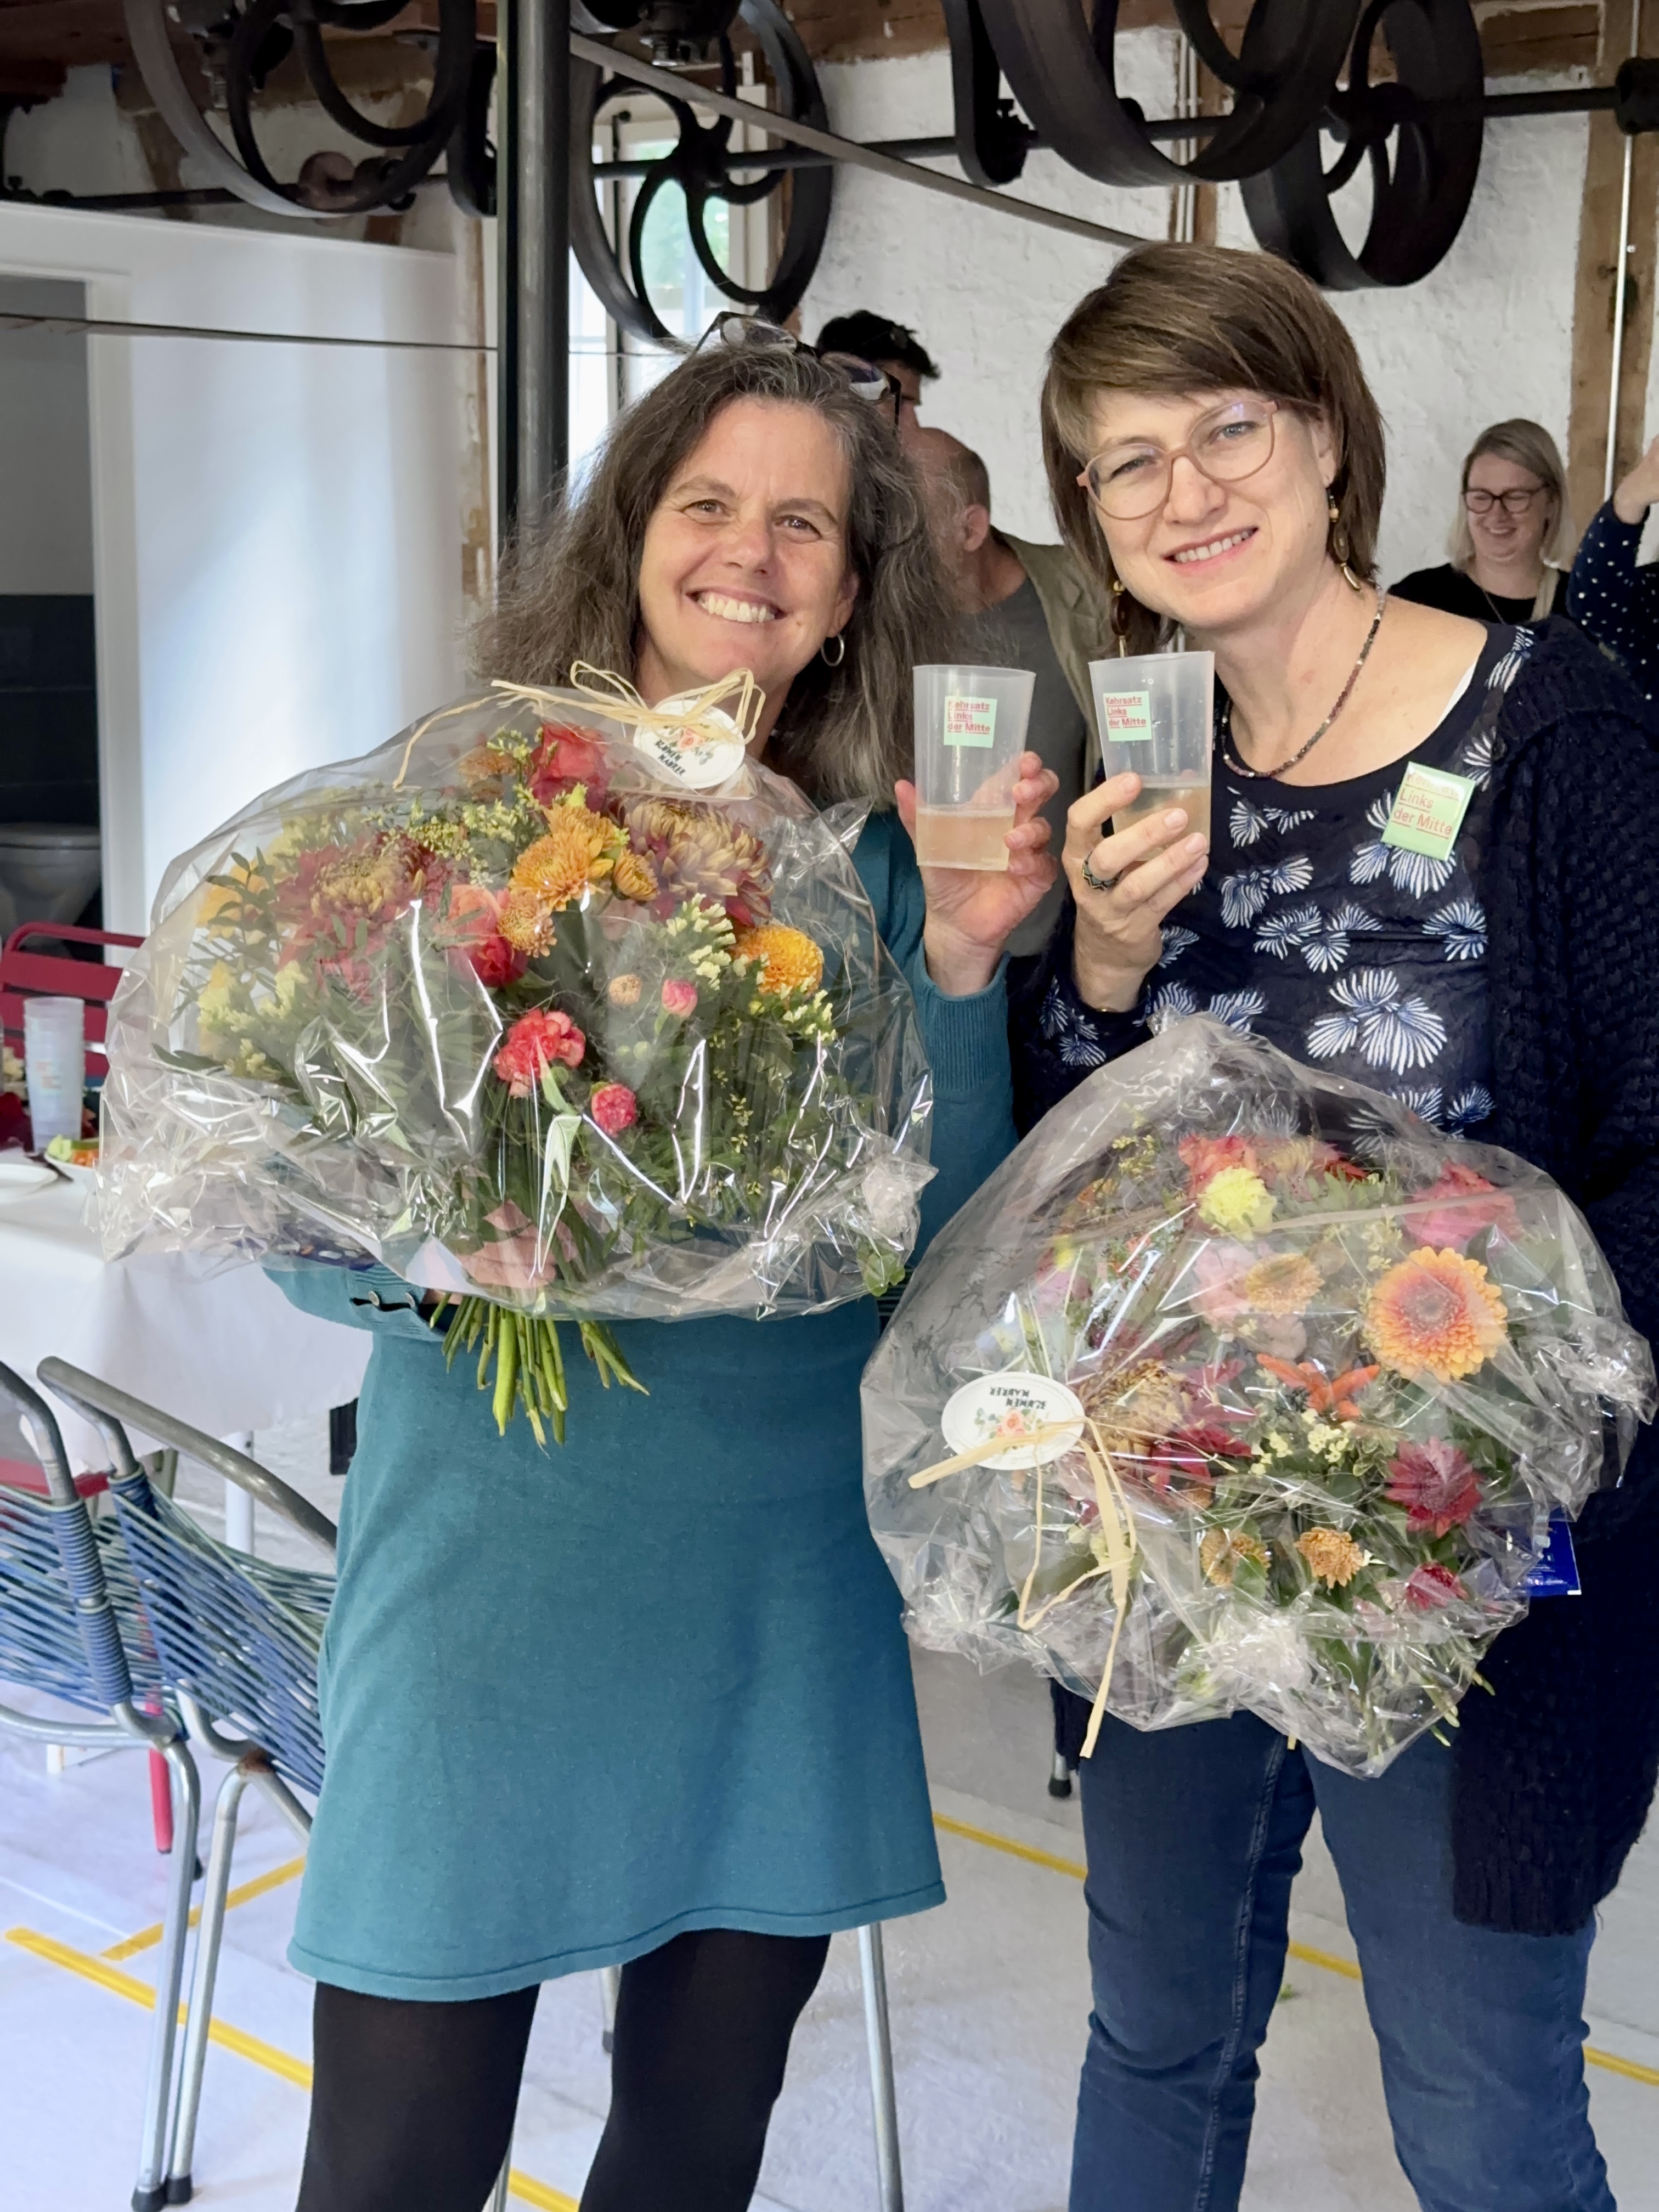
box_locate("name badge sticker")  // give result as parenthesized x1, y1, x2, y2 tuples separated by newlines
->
(1101, 690, 1154, 743)
(1380, 761, 1476, 863)
(944, 693, 998, 747)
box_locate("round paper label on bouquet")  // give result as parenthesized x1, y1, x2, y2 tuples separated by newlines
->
(636, 695, 749, 791)
(941, 1372, 1086, 1470)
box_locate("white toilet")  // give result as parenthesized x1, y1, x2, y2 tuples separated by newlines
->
(0, 824, 104, 940)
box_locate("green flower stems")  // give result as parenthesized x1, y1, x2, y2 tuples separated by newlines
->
(436, 1295, 646, 1447)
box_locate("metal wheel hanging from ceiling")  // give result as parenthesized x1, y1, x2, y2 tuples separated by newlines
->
(969, 0, 1365, 189)
(1240, 0, 1486, 288)
(568, 0, 833, 350)
(122, 0, 481, 218)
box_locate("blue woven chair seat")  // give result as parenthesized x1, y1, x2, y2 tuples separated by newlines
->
(111, 1480, 332, 1797)
(0, 1487, 163, 1712)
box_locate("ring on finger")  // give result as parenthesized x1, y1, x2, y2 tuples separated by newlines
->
(1080, 852, 1119, 895)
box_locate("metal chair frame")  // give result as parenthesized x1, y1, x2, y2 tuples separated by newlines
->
(40, 1359, 907, 2212)
(0, 1358, 201, 2212)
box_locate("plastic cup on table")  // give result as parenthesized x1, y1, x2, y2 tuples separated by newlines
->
(1088, 650, 1215, 842)
(22, 997, 85, 1148)
(911, 663, 1036, 871)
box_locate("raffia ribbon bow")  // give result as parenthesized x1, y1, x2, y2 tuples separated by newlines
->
(910, 1414, 1137, 1760)
(493, 662, 765, 751)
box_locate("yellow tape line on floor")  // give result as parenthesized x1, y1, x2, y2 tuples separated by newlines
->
(104, 1855, 308, 1961)
(932, 1810, 1659, 2086)
(3, 1927, 577, 2209)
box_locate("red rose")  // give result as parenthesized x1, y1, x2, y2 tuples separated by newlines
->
(528, 721, 611, 807)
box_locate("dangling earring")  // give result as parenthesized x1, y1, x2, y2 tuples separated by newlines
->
(820, 632, 846, 667)
(1328, 495, 1362, 592)
(1109, 575, 1130, 658)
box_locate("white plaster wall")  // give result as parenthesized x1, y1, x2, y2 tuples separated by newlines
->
(802, 46, 1609, 585)
(0, 200, 466, 929)
(0, 275, 95, 594)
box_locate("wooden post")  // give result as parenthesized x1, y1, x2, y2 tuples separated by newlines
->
(1567, 6, 1659, 531)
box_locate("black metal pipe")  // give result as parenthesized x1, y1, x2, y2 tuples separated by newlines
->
(496, 0, 519, 543)
(518, 0, 571, 526)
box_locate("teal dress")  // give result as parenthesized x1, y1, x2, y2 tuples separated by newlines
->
(273, 813, 1014, 2000)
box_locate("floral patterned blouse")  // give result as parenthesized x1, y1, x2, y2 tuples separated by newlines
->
(1030, 624, 1535, 1135)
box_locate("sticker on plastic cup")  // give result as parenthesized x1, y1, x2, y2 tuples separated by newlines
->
(635, 693, 749, 789)
(1099, 690, 1154, 742)
(941, 1372, 1086, 1470)
(943, 693, 998, 747)
(1380, 761, 1476, 862)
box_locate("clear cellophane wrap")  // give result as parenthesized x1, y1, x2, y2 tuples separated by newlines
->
(100, 678, 933, 1334)
(862, 1018, 1655, 1776)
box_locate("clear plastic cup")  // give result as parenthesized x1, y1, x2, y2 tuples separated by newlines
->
(23, 996, 85, 1147)
(1089, 650, 1215, 839)
(911, 663, 1036, 871)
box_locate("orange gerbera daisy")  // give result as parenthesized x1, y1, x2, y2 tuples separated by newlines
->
(510, 806, 617, 912)
(1366, 1246, 1508, 1383)
(1241, 1252, 1323, 1316)
(733, 924, 825, 996)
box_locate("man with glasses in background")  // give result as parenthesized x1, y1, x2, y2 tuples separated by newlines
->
(813, 311, 938, 430)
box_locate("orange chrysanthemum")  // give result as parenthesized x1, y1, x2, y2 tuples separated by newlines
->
(733, 924, 825, 996)
(1241, 1252, 1323, 1316)
(1366, 1246, 1508, 1383)
(612, 848, 659, 904)
(510, 807, 616, 911)
(1200, 1528, 1270, 1587)
(1297, 1527, 1368, 1588)
(497, 888, 555, 956)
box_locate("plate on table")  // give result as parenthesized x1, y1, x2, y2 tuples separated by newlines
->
(0, 1159, 59, 1200)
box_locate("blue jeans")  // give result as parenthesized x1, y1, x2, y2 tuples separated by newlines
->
(1070, 1713, 1611, 2212)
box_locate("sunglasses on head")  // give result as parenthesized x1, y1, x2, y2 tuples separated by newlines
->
(696, 313, 906, 425)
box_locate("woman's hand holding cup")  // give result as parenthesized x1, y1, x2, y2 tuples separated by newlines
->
(1064, 771, 1209, 1012)
(896, 751, 1060, 996)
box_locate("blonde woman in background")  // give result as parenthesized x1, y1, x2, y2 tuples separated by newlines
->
(1393, 417, 1572, 623)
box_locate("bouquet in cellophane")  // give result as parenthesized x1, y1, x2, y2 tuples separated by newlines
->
(101, 669, 932, 1442)
(862, 1018, 1654, 1775)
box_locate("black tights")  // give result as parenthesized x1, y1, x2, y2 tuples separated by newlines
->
(295, 1927, 831, 2212)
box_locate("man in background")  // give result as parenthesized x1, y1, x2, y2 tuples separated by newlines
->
(907, 424, 1110, 953)
(814, 311, 937, 428)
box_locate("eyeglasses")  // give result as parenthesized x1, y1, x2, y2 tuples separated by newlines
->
(1462, 486, 1544, 516)
(1079, 397, 1279, 521)
(697, 312, 905, 426)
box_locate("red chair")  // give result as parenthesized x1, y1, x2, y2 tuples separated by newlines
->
(1, 921, 144, 1085)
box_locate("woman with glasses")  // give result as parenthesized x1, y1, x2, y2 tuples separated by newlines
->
(1392, 418, 1572, 624)
(274, 325, 1057, 2212)
(1011, 242, 1659, 2212)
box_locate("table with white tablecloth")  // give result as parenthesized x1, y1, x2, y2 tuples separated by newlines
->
(0, 1174, 370, 1491)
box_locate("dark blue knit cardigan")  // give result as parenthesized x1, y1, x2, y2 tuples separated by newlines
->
(1009, 618, 1659, 1937)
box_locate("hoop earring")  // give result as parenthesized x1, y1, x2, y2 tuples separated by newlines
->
(1328, 494, 1363, 593)
(820, 632, 846, 667)
(1109, 575, 1130, 658)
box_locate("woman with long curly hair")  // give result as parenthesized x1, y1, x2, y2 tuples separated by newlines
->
(276, 326, 1057, 2212)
